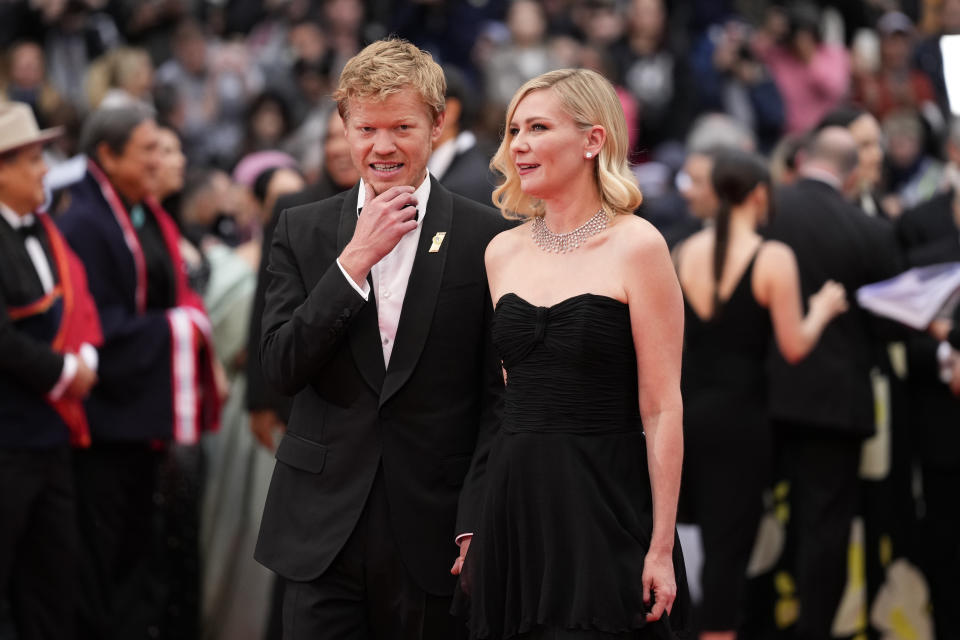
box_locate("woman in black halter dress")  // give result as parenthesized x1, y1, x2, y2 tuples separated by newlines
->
(673, 149, 848, 639)
(454, 69, 690, 639)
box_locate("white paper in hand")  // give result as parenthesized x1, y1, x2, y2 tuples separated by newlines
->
(856, 262, 960, 330)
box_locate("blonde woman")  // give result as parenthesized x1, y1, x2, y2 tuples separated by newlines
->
(458, 68, 690, 639)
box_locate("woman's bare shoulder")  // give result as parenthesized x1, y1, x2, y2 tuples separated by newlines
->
(609, 214, 671, 262)
(756, 239, 796, 268)
(485, 219, 530, 265)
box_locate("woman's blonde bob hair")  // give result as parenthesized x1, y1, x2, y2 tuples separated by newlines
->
(491, 68, 643, 219)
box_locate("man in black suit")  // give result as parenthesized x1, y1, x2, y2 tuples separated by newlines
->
(427, 65, 497, 206)
(764, 126, 901, 640)
(894, 117, 960, 638)
(254, 39, 506, 639)
(0, 102, 99, 640)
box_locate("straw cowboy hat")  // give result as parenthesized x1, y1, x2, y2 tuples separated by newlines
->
(0, 102, 63, 155)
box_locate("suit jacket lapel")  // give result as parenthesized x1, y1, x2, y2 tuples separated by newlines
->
(337, 183, 386, 392)
(380, 177, 452, 407)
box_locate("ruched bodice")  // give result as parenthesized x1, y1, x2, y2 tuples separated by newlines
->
(494, 293, 640, 434)
(458, 293, 689, 640)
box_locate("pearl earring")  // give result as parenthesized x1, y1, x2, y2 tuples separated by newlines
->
(585, 152, 593, 158)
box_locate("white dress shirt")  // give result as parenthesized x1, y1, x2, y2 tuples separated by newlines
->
(0, 202, 98, 399)
(337, 174, 431, 366)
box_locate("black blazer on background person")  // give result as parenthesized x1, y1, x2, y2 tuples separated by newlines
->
(765, 177, 901, 437)
(438, 141, 497, 206)
(254, 177, 506, 596)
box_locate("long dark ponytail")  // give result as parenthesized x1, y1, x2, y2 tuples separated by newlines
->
(709, 148, 771, 313)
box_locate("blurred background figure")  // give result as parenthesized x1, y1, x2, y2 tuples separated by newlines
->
(756, 2, 851, 135)
(611, 0, 694, 159)
(0, 101, 99, 640)
(818, 106, 887, 216)
(86, 47, 155, 111)
(483, 0, 559, 111)
(883, 108, 944, 213)
(690, 16, 785, 152)
(242, 91, 294, 157)
(894, 117, 960, 640)
(676, 147, 847, 640)
(763, 125, 901, 640)
(155, 19, 263, 169)
(853, 12, 941, 129)
(428, 66, 497, 206)
(57, 104, 222, 640)
(2, 41, 67, 130)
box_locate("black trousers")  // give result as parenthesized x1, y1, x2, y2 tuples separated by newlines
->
(777, 427, 862, 640)
(0, 447, 77, 640)
(921, 465, 960, 639)
(282, 468, 465, 640)
(73, 443, 163, 640)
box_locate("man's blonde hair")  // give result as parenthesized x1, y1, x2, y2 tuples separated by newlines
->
(491, 68, 643, 219)
(333, 38, 446, 123)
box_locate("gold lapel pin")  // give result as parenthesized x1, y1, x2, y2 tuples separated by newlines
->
(428, 232, 446, 253)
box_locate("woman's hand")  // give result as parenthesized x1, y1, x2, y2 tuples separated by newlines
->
(641, 549, 677, 622)
(808, 279, 848, 321)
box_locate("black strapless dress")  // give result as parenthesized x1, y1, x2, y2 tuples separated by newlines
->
(460, 293, 691, 640)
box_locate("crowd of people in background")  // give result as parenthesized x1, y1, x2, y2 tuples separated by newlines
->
(3, 0, 960, 638)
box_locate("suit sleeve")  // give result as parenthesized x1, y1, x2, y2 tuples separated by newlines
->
(259, 209, 370, 396)
(0, 285, 65, 394)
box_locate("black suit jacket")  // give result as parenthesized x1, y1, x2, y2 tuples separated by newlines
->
(0, 216, 71, 447)
(895, 190, 960, 468)
(765, 178, 901, 437)
(438, 141, 497, 206)
(254, 178, 507, 595)
(245, 175, 345, 423)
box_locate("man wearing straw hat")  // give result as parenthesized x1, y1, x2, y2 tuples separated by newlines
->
(0, 101, 102, 640)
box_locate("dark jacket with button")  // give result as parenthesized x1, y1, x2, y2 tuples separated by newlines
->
(254, 177, 508, 595)
(0, 214, 70, 447)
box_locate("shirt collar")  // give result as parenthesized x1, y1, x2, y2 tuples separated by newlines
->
(356, 171, 432, 229)
(428, 131, 477, 179)
(0, 202, 34, 229)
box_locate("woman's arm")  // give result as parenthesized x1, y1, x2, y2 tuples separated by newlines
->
(755, 240, 848, 363)
(622, 219, 684, 621)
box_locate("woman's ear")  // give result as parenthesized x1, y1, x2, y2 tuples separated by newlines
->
(584, 124, 606, 159)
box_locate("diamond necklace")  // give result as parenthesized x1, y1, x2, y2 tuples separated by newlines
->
(531, 208, 608, 254)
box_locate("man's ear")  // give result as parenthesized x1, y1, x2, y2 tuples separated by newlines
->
(432, 110, 447, 142)
(96, 141, 117, 173)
